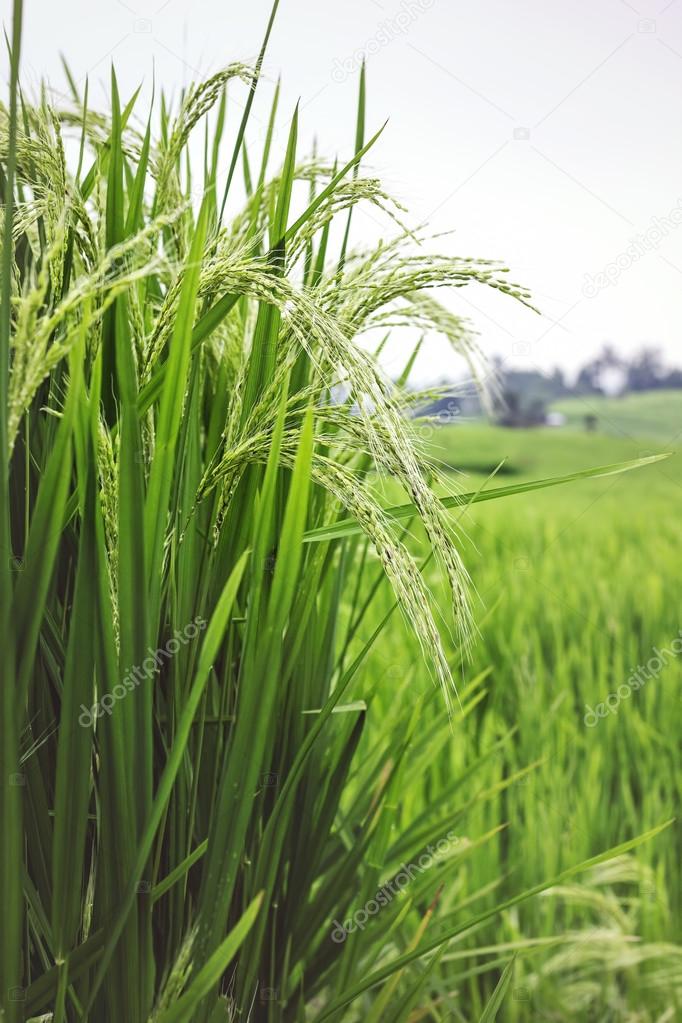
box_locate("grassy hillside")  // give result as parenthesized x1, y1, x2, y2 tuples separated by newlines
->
(551, 389, 682, 443)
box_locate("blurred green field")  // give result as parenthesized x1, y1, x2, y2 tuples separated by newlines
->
(356, 397, 682, 1020)
(551, 389, 682, 443)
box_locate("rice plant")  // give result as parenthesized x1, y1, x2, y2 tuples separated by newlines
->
(0, 1, 669, 1020)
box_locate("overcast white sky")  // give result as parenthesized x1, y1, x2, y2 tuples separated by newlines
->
(8, 0, 682, 383)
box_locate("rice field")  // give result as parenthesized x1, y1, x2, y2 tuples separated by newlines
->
(551, 390, 682, 443)
(357, 414, 682, 1019)
(1, 0, 679, 1019)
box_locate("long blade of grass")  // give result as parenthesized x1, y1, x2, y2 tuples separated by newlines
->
(51, 415, 96, 959)
(479, 956, 516, 1022)
(337, 60, 366, 272)
(217, 0, 282, 226)
(154, 894, 264, 1023)
(144, 197, 209, 628)
(13, 322, 84, 707)
(302, 453, 672, 543)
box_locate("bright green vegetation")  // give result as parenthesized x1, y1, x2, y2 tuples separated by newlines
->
(551, 389, 682, 442)
(1, 0, 677, 1020)
(358, 424, 682, 1019)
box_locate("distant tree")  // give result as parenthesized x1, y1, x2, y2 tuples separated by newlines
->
(550, 367, 566, 392)
(662, 368, 682, 388)
(575, 361, 603, 395)
(575, 345, 625, 395)
(626, 347, 665, 391)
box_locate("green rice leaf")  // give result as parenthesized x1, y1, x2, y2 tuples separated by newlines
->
(479, 956, 516, 1022)
(154, 894, 264, 1023)
(302, 453, 672, 543)
(144, 197, 210, 627)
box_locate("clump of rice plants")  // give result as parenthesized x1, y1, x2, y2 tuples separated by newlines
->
(0, 2, 668, 1020)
